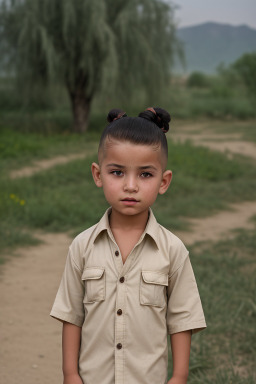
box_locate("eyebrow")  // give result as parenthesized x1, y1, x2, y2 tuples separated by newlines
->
(106, 163, 157, 171)
(106, 163, 124, 168)
(139, 165, 158, 171)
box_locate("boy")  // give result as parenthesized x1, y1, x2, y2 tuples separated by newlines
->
(50, 107, 206, 384)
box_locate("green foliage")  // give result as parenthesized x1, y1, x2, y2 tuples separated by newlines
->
(0, 0, 180, 131)
(187, 72, 209, 88)
(168, 72, 256, 119)
(232, 52, 256, 100)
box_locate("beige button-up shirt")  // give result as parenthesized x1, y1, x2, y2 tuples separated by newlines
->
(50, 208, 206, 384)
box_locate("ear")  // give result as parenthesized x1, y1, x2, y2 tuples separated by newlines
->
(158, 170, 172, 195)
(91, 162, 103, 188)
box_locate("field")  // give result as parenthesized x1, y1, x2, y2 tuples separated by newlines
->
(1, 86, 256, 382)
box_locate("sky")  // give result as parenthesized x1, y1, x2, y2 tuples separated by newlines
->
(173, 0, 256, 29)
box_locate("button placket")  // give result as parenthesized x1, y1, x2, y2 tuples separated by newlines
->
(113, 241, 143, 383)
(115, 273, 126, 384)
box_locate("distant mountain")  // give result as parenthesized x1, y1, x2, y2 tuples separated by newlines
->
(175, 22, 256, 74)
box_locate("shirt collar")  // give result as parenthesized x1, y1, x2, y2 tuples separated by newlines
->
(92, 207, 160, 248)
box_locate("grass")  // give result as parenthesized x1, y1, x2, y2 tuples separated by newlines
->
(164, 82, 256, 120)
(155, 140, 256, 228)
(168, 227, 256, 382)
(0, 113, 105, 176)
(1, 73, 256, 138)
(1, 137, 256, 256)
(208, 120, 256, 143)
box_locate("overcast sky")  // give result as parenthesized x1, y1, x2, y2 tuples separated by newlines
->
(173, 0, 256, 29)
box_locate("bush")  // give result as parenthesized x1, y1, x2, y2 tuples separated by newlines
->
(232, 52, 256, 101)
(187, 72, 209, 88)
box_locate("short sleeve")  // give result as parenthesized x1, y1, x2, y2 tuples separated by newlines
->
(167, 255, 206, 335)
(50, 247, 85, 327)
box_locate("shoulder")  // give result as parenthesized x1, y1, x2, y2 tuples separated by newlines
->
(157, 224, 189, 275)
(158, 224, 188, 252)
(68, 223, 99, 267)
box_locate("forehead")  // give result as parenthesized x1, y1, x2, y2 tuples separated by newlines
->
(99, 138, 166, 168)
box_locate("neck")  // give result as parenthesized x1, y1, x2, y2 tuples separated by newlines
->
(109, 209, 149, 231)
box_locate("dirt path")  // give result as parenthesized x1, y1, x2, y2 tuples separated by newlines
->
(9, 145, 98, 179)
(1, 121, 256, 383)
(0, 233, 69, 384)
(175, 201, 256, 245)
(171, 121, 256, 160)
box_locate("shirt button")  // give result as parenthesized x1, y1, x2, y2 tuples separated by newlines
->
(116, 343, 122, 349)
(115, 251, 119, 256)
(119, 276, 125, 283)
(117, 309, 122, 316)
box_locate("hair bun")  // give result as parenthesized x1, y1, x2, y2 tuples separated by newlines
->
(138, 107, 171, 133)
(107, 109, 127, 123)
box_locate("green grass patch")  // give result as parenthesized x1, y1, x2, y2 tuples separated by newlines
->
(166, 84, 256, 120)
(1, 139, 256, 251)
(155, 140, 256, 228)
(207, 120, 256, 143)
(168, 227, 256, 382)
(0, 119, 103, 177)
(0, 128, 97, 173)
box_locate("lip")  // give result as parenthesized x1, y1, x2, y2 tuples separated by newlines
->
(121, 198, 139, 206)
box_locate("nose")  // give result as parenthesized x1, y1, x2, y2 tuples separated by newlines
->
(124, 175, 138, 192)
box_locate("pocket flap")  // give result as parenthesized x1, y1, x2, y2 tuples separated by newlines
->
(82, 267, 105, 280)
(142, 271, 168, 286)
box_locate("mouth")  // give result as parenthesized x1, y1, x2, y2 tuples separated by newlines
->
(122, 197, 137, 201)
(121, 198, 139, 205)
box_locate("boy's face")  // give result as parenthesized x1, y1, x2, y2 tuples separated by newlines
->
(91, 139, 172, 219)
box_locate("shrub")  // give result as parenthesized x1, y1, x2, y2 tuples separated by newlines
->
(187, 72, 209, 88)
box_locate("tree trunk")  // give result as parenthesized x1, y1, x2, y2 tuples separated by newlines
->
(69, 88, 92, 133)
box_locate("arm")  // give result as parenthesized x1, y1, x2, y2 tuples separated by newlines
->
(62, 321, 83, 384)
(167, 330, 191, 384)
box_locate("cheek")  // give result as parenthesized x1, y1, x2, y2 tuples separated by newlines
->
(144, 179, 162, 192)
(102, 177, 119, 194)
(142, 183, 161, 200)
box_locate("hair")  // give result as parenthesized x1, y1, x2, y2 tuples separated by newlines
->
(98, 107, 171, 163)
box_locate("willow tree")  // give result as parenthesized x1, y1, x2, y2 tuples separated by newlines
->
(0, 0, 180, 132)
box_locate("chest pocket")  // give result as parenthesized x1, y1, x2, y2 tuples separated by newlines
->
(82, 267, 105, 303)
(140, 271, 168, 308)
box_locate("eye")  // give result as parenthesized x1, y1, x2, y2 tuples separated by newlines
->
(141, 172, 153, 178)
(111, 170, 123, 176)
